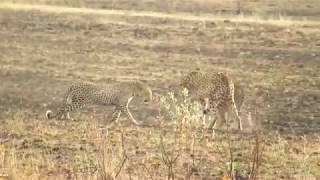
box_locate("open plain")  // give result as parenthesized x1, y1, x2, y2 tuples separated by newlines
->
(0, 1, 319, 179)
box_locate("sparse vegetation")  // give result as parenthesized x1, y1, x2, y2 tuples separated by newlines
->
(0, 0, 319, 179)
(1, 0, 320, 21)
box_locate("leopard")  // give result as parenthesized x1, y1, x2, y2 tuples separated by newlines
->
(179, 71, 244, 130)
(46, 80, 153, 125)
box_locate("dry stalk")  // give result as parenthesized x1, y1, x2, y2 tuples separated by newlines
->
(185, 135, 196, 180)
(112, 131, 128, 178)
(248, 132, 263, 180)
(160, 131, 180, 180)
(97, 129, 128, 180)
(236, 0, 242, 15)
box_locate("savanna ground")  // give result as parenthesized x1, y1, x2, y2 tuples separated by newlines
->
(0, 0, 320, 179)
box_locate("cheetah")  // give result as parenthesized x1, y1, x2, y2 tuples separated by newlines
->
(46, 80, 153, 125)
(179, 71, 244, 130)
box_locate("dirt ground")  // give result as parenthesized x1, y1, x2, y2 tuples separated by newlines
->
(0, 2, 319, 179)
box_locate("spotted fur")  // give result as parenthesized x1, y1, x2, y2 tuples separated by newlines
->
(46, 80, 152, 125)
(180, 71, 244, 130)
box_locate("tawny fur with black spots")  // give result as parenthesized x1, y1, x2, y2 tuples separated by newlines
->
(180, 71, 244, 130)
(46, 80, 152, 125)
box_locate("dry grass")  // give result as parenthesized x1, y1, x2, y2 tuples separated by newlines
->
(0, 1, 320, 179)
(0, 106, 319, 179)
(1, 0, 320, 21)
(1, 3, 320, 27)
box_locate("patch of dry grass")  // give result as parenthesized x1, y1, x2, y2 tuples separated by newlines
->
(1, 3, 320, 27)
(0, 93, 319, 179)
(0, 1, 319, 179)
(2, 0, 320, 20)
